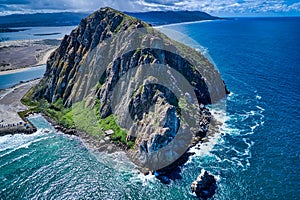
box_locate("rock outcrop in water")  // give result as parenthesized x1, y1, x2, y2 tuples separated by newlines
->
(191, 170, 217, 199)
(29, 7, 227, 173)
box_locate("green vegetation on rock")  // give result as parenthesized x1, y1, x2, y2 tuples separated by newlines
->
(179, 97, 188, 111)
(21, 91, 134, 149)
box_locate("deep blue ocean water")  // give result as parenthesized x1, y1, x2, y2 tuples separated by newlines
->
(0, 18, 299, 199)
(159, 17, 300, 199)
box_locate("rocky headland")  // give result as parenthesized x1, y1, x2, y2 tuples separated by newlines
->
(21, 7, 227, 196)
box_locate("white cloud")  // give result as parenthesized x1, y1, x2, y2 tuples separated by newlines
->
(0, 0, 299, 16)
(136, 0, 300, 15)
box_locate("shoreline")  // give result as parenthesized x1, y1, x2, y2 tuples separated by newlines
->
(154, 19, 217, 28)
(40, 113, 128, 153)
(0, 79, 40, 135)
(0, 39, 59, 72)
(32, 104, 220, 178)
(0, 64, 46, 75)
(1, 78, 220, 177)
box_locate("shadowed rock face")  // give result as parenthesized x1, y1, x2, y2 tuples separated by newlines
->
(191, 170, 217, 199)
(32, 7, 227, 172)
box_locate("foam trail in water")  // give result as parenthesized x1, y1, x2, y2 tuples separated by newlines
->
(187, 106, 227, 164)
(187, 91, 265, 172)
(0, 130, 45, 152)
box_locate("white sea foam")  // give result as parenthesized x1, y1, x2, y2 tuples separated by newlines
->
(93, 150, 157, 185)
(250, 122, 260, 131)
(0, 132, 49, 159)
(187, 90, 265, 171)
(187, 107, 228, 163)
(188, 134, 220, 163)
(256, 105, 265, 111)
(256, 95, 262, 100)
(92, 150, 137, 174)
(134, 171, 156, 186)
(0, 128, 48, 153)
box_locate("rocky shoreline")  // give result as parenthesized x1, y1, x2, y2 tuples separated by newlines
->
(41, 113, 129, 153)
(36, 104, 221, 185)
(32, 103, 220, 199)
(0, 89, 220, 198)
(0, 124, 37, 136)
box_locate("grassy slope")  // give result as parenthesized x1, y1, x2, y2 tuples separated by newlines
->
(20, 89, 134, 149)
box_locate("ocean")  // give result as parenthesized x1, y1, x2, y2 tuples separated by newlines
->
(0, 18, 299, 199)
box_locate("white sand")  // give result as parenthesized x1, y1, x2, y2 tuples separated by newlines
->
(37, 48, 56, 65)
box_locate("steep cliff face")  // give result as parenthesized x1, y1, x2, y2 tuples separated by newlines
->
(31, 7, 227, 171)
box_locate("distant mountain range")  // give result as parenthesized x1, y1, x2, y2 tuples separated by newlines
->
(126, 11, 221, 26)
(0, 10, 221, 28)
(0, 13, 88, 28)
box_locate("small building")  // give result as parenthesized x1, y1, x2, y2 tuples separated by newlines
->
(105, 129, 114, 136)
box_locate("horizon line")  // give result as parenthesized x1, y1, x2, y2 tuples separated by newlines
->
(0, 10, 299, 18)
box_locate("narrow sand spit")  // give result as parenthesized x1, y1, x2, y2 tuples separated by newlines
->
(0, 79, 39, 125)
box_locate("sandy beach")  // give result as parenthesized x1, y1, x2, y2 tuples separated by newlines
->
(0, 39, 59, 72)
(0, 79, 40, 133)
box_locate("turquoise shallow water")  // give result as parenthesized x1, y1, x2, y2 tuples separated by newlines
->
(0, 18, 299, 199)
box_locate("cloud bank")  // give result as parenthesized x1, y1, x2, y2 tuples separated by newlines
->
(0, 0, 299, 16)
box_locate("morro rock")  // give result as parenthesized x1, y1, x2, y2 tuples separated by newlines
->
(29, 7, 227, 173)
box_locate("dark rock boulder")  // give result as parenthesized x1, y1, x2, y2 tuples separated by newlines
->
(191, 170, 217, 199)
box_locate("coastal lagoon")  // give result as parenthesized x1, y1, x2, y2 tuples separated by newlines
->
(0, 18, 299, 199)
(0, 26, 76, 42)
(0, 65, 46, 90)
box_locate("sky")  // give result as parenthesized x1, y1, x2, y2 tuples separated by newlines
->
(0, 0, 300, 16)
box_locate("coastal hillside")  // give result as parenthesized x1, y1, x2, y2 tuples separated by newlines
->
(24, 7, 227, 172)
(126, 11, 220, 25)
(0, 10, 220, 28)
(0, 12, 87, 28)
